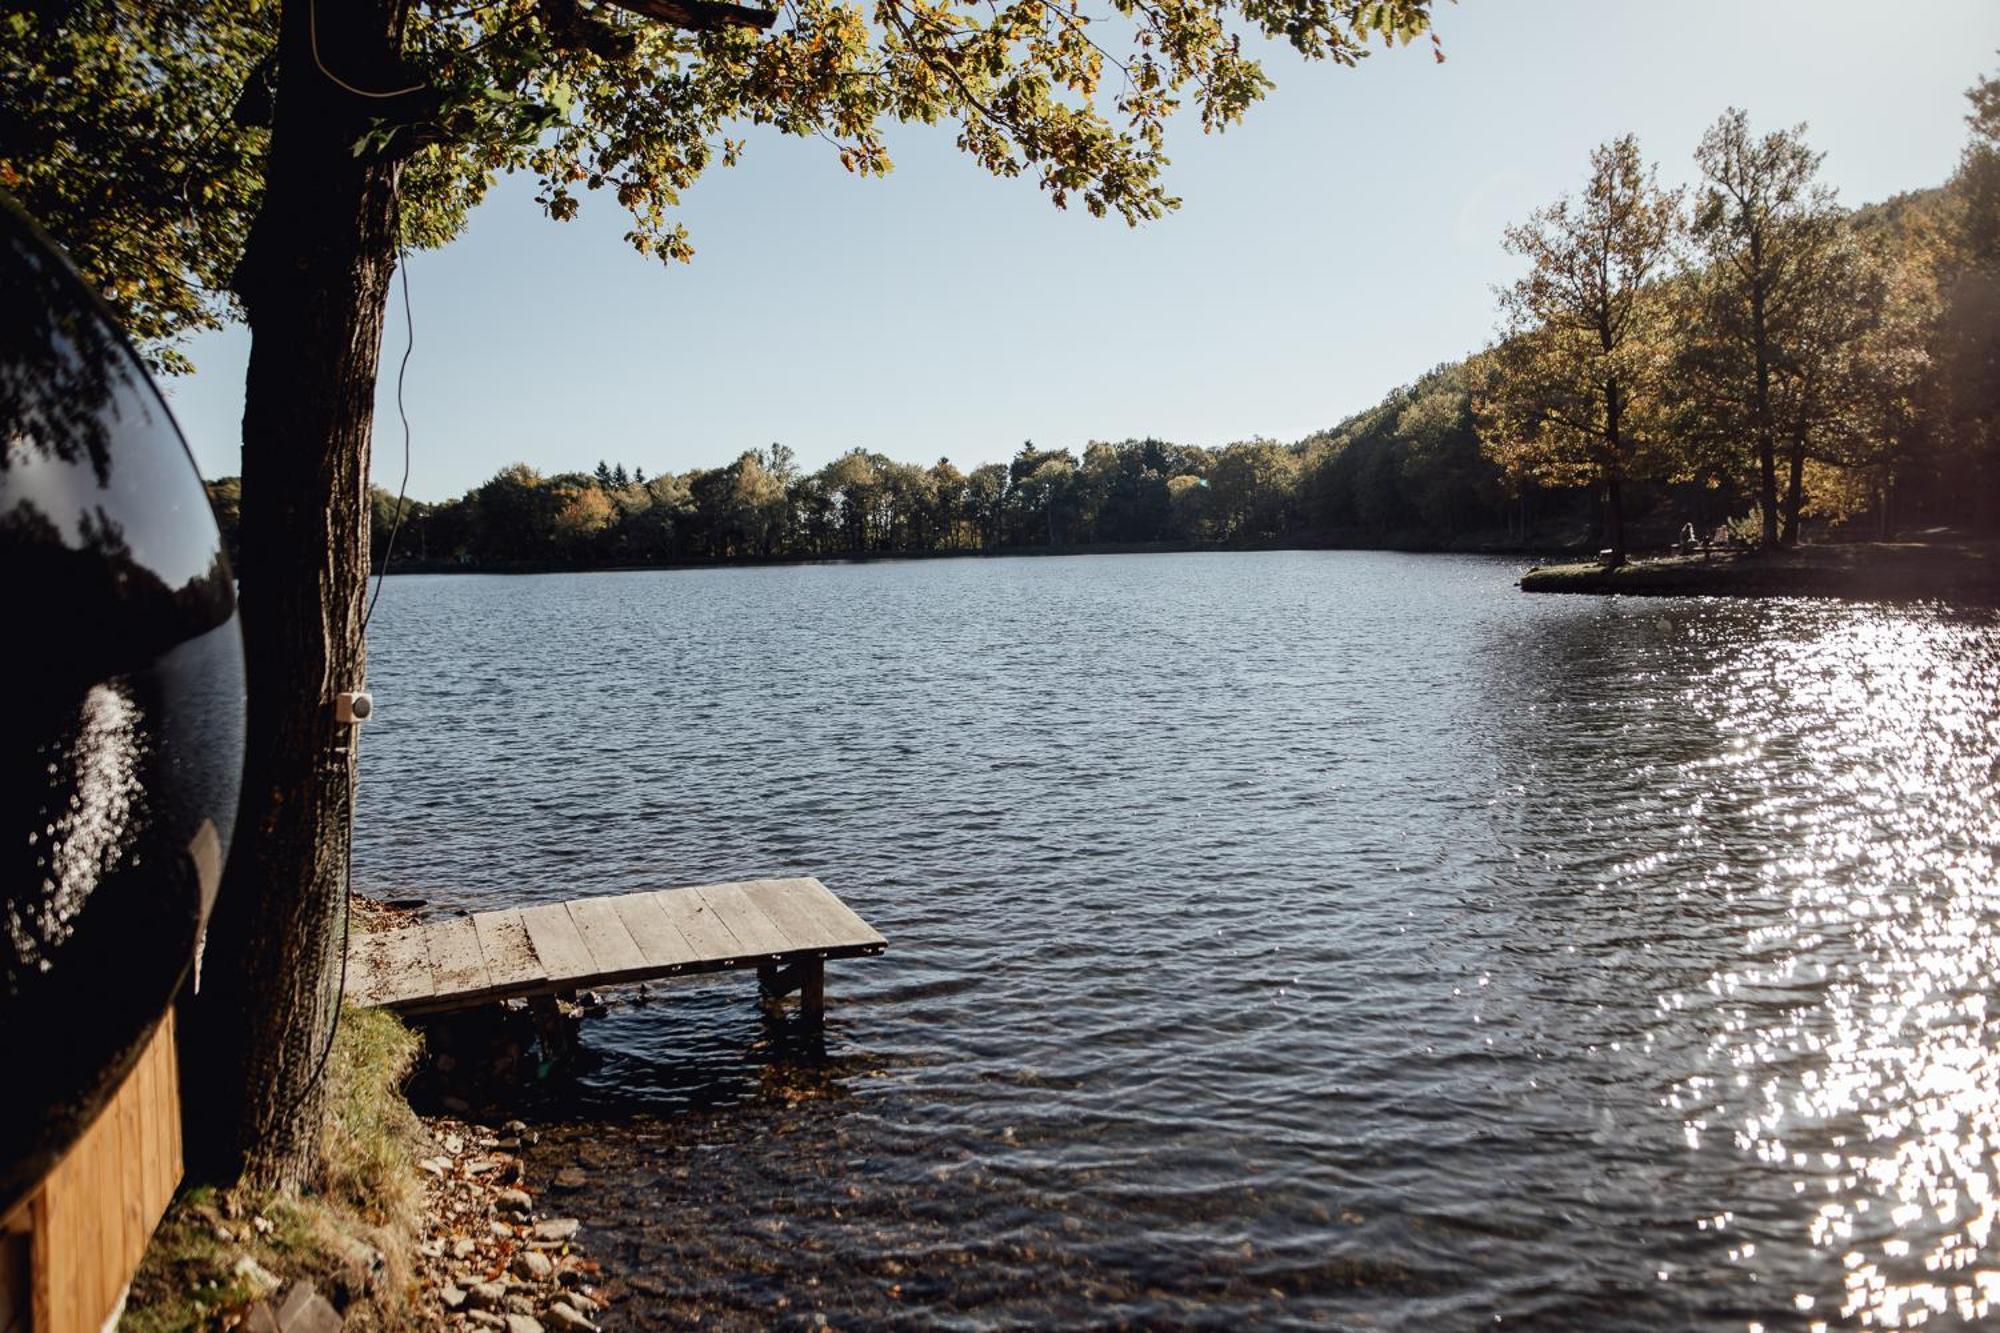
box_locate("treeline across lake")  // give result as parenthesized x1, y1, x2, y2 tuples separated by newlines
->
(202, 81, 1999, 574)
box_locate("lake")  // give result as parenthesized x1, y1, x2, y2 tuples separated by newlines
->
(355, 550, 2000, 1329)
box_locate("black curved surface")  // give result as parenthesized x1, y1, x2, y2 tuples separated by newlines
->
(0, 196, 245, 1214)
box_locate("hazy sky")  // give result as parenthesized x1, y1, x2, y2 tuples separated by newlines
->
(163, 0, 2000, 500)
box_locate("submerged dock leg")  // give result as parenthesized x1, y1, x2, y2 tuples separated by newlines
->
(800, 958, 825, 1029)
(755, 958, 826, 1029)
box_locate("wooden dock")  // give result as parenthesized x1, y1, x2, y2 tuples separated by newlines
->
(348, 877, 886, 1025)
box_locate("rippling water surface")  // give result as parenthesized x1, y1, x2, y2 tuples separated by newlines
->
(354, 552, 2000, 1329)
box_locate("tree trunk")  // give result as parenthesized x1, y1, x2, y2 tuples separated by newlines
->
(1781, 438, 1806, 547)
(1603, 477, 1626, 566)
(1750, 263, 1780, 551)
(184, 0, 410, 1188)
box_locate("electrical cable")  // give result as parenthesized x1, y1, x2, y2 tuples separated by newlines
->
(364, 246, 415, 635)
(307, 0, 429, 99)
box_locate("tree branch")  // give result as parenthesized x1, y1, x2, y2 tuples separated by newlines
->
(598, 0, 777, 33)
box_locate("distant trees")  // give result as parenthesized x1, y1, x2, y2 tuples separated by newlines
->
(281, 75, 2000, 580)
(1473, 74, 2000, 555)
(1480, 135, 1682, 565)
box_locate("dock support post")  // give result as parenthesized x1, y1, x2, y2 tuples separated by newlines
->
(754, 958, 825, 1029)
(800, 958, 825, 1030)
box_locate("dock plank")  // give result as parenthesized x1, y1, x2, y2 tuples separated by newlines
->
(424, 916, 494, 998)
(741, 877, 887, 955)
(472, 910, 543, 991)
(650, 886, 747, 963)
(567, 897, 649, 977)
(356, 924, 436, 1006)
(519, 903, 596, 982)
(611, 893, 697, 971)
(692, 881, 795, 957)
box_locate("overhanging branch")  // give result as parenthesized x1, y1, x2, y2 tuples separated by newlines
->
(598, 0, 777, 33)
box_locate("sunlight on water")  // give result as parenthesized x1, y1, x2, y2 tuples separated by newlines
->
(1665, 615, 2000, 1329)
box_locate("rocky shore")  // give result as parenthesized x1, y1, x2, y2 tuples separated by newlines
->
(412, 1117, 611, 1331)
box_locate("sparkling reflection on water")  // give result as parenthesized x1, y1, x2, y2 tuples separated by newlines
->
(354, 553, 2000, 1329)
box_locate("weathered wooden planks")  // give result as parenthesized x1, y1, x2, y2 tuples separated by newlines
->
(611, 892, 698, 970)
(742, 877, 887, 955)
(519, 903, 595, 983)
(347, 877, 886, 1016)
(649, 885, 747, 962)
(565, 898, 649, 977)
(691, 881, 794, 956)
(473, 910, 541, 990)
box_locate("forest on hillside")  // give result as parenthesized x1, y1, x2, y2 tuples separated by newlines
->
(205, 83, 1999, 572)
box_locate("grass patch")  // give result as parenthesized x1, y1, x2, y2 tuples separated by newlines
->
(121, 1007, 428, 1331)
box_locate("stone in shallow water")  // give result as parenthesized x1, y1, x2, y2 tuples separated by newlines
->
(544, 1302, 598, 1333)
(533, 1218, 581, 1242)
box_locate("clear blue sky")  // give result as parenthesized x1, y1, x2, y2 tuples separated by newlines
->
(163, 0, 2000, 501)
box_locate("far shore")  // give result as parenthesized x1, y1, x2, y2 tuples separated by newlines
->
(1519, 541, 2000, 606)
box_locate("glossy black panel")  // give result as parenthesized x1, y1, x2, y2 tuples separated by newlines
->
(0, 198, 245, 1213)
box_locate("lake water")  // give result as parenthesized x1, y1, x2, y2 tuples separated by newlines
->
(355, 551, 2000, 1329)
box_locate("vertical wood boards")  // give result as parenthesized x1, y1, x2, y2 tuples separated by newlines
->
(30, 1010, 181, 1333)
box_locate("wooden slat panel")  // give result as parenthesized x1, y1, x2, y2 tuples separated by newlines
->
(34, 1014, 180, 1333)
(741, 878, 887, 954)
(520, 903, 595, 982)
(692, 882, 794, 957)
(566, 898, 649, 977)
(472, 910, 544, 990)
(650, 886, 747, 963)
(610, 893, 697, 971)
(353, 924, 436, 1007)
(424, 916, 494, 997)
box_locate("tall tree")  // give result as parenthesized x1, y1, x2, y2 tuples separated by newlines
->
(1933, 67, 2000, 526)
(4, 0, 1444, 1185)
(1684, 110, 1842, 549)
(1479, 135, 1681, 565)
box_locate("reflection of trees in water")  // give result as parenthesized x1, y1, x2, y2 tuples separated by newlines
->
(0, 207, 141, 487)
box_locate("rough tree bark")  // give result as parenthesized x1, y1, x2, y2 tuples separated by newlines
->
(183, 0, 413, 1188)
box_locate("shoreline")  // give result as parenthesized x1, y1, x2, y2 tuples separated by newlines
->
(1518, 541, 2000, 606)
(368, 532, 1558, 578)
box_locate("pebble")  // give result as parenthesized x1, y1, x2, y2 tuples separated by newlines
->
(503, 1317, 543, 1333)
(495, 1189, 533, 1215)
(440, 1284, 467, 1311)
(513, 1250, 554, 1282)
(552, 1167, 587, 1191)
(544, 1302, 598, 1332)
(489, 1220, 516, 1240)
(464, 1280, 508, 1311)
(452, 1238, 478, 1260)
(466, 1314, 506, 1330)
(532, 1219, 580, 1243)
